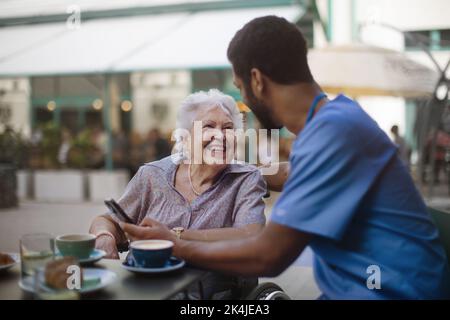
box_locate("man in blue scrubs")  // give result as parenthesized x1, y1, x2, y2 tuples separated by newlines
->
(122, 16, 450, 299)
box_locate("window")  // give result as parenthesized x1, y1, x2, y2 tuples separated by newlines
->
(439, 29, 450, 48)
(405, 30, 431, 49)
(405, 29, 450, 50)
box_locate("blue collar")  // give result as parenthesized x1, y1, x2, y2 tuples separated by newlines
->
(306, 93, 328, 124)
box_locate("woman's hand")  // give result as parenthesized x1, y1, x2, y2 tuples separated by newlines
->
(120, 218, 177, 243)
(95, 234, 119, 259)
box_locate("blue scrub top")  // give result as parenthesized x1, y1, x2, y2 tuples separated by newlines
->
(271, 94, 450, 299)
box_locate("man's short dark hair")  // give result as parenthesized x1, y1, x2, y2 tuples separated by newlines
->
(227, 15, 313, 85)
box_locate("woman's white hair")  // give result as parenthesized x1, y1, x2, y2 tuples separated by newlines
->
(176, 88, 243, 130)
(171, 89, 243, 163)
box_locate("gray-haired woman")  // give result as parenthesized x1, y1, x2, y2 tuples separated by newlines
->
(89, 89, 267, 298)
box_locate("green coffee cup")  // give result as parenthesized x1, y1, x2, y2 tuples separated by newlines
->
(55, 234, 96, 259)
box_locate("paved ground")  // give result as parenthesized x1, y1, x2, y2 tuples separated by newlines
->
(0, 201, 104, 253)
(419, 181, 450, 210)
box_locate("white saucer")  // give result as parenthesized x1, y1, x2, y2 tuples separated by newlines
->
(57, 249, 106, 265)
(19, 268, 116, 295)
(0, 253, 19, 272)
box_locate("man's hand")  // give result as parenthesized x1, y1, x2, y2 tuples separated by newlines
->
(120, 218, 177, 243)
(260, 162, 290, 192)
(95, 234, 119, 259)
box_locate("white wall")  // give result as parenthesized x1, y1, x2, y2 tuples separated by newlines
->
(313, 0, 450, 50)
(356, 0, 450, 31)
(357, 96, 406, 136)
(330, 0, 353, 45)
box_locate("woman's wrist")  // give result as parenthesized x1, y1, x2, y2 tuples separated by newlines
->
(95, 230, 116, 242)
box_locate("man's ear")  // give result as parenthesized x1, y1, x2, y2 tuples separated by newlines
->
(250, 68, 265, 99)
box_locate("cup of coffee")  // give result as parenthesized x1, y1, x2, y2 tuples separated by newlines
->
(55, 234, 96, 260)
(130, 240, 174, 268)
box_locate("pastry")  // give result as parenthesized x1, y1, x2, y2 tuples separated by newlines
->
(0, 253, 15, 266)
(44, 257, 83, 289)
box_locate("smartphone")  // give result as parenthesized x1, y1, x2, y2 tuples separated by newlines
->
(104, 198, 134, 224)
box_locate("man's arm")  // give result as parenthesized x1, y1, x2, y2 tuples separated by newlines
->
(122, 219, 310, 277)
(180, 223, 264, 241)
(175, 222, 309, 277)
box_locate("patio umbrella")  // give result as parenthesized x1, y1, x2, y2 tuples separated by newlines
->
(308, 44, 439, 98)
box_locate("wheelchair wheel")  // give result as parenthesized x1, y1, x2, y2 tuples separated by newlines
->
(245, 282, 291, 300)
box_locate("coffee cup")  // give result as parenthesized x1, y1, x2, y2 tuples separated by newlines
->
(130, 240, 174, 268)
(55, 234, 96, 260)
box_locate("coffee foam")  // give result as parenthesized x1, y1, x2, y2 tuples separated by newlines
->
(131, 240, 173, 250)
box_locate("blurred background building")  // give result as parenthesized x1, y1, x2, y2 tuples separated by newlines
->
(0, 0, 449, 203)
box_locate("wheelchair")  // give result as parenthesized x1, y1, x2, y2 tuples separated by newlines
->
(192, 189, 290, 301)
(241, 190, 291, 300)
(191, 274, 290, 300)
(232, 277, 291, 300)
(244, 282, 291, 300)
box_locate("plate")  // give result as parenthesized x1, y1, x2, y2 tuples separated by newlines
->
(57, 249, 106, 265)
(122, 256, 185, 274)
(19, 268, 116, 295)
(0, 253, 19, 272)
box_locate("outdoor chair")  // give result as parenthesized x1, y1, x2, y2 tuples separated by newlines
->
(428, 206, 450, 264)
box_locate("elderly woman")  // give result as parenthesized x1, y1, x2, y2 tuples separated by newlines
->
(89, 89, 266, 297)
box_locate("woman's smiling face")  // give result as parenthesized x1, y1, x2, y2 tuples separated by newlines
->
(190, 104, 236, 165)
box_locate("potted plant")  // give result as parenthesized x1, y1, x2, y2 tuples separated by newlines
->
(33, 123, 86, 202)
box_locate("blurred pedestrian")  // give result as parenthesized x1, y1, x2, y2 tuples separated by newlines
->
(57, 128, 72, 167)
(143, 128, 171, 162)
(390, 125, 410, 168)
(423, 129, 450, 184)
(112, 129, 129, 168)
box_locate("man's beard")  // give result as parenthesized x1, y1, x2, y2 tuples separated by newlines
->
(243, 82, 283, 130)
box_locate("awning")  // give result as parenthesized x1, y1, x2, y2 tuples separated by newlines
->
(308, 44, 440, 98)
(0, 5, 303, 76)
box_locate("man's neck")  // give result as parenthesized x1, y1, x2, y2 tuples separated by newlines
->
(272, 81, 328, 135)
